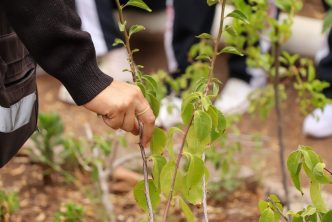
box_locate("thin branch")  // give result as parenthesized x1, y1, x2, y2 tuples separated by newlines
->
(272, 28, 290, 209)
(267, 198, 289, 222)
(163, 1, 227, 221)
(325, 168, 332, 176)
(114, 2, 154, 221)
(163, 117, 194, 222)
(114, 0, 137, 82)
(96, 158, 114, 222)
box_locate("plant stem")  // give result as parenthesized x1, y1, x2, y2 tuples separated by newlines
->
(268, 198, 289, 222)
(163, 1, 227, 221)
(162, 117, 194, 222)
(114, 2, 154, 221)
(115, 0, 138, 82)
(96, 161, 114, 222)
(272, 28, 290, 209)
(205, 0, 227, 95)
(325, 168, 332, 176)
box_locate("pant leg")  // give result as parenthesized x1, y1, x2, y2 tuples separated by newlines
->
(316, 0, 332, 98)
(167, 0, 215, 78)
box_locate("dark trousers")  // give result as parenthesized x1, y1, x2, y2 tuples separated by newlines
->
(171, 0, 252, 82)
(317, 1, 332, 98)
(92, 0, 166, 50)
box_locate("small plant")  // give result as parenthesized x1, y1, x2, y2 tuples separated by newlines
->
(0, 190, 19, 222)
(112, 0, 250, 221)
(226, 0, 332, 207)
(53, 203, 85, 222)
(259, 146, 332, 222)
(30, 112, 78, 184)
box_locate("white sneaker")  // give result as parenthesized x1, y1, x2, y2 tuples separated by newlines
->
(303, 104, 332, 138)
(155, 95, 182, 129)
(214, 78, 255, 115)
(58, 47, 132, 105)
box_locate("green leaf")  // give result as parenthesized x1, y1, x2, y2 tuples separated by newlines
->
(151, 155, 167, 191)
(225, 25, 238, 37)
(226, 10, 249, 24)
(166, 127, 183, 161)
(259, 208, 275, 222)
(182, 181, 203, 205)
(258, 200, 269, 213)
(129, 25, 145, 37)
(219, 46, 244, 56)
(207, 0, 218, 6)
(287, 151, 303, 194)
(160, 161, 176, 197)
(323, 11, 332, 33)
(313, 163, 331, 184)
(185, 154, 205, 189)
(146, 93, 160, 117)
(301, 206, 317, 218)
(133, 179, 160, 211)
(310, 181, 328, 213)
(196, 33, 213, 40)
(124, 0, 152, 12)
(322, 211, 332, 222)
(186, 127, 204, 155)
(179, 198, 195, 222)
(193, 111, 212, 145)
(150, 128, 166, 155)
(112, 38, 125, 47)
(181, 93, 200, 124)
(206, 106, 225, 142)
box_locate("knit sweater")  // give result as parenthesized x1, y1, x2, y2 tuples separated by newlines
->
(0, 0, 113, 105)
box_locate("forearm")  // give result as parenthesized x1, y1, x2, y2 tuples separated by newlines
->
(1, 0, 113, 105)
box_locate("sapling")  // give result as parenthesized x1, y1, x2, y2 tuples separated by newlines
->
(226, 0, 332, 208)
(30, 112, 75, 184)
(259, 146, 332, 222)
(53, 203, 85, 222)
(112, 0, 249, 221)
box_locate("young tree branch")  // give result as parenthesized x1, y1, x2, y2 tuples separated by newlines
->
(163, 1, 227, 221)
(114, 2, 154, 221)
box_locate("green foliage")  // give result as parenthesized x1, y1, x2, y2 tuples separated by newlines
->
(260, 146, 332, 221)
(123, 0, 152, 12)
(30, 113, 78, 183)
(133, 180, 160, 211)
(53, 203, 85, 222)
(0, 191, 19, 222)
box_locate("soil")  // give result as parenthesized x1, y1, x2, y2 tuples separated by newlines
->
(1, 1, 332, 221)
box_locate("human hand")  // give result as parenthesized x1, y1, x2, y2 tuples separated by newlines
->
(83, 80, 155, 147)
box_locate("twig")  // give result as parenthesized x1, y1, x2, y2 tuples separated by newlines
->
(114, 1, 154, 221)
(114, 0, 138, 82)
(163, 117, 194, 222)
(325, 168, 332, 176)
(162, 1, 227, 221)
(272, 28, 290, 209)
(202, 153, 208, 222)
(267, 198, 289, 222)
(94, 149, 114, 222)
(139, 123, 154, 222)
(107, 152, 143, 175)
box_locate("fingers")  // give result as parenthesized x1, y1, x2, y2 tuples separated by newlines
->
(122, 108, 139, 135)
(102, 112, 125, 130)
(136, 103, 155, 147)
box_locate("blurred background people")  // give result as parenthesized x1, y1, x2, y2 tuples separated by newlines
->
(303, 0, 332, 138)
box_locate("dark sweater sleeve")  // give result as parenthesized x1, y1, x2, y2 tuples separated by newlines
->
(1, 0, 113, 105)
